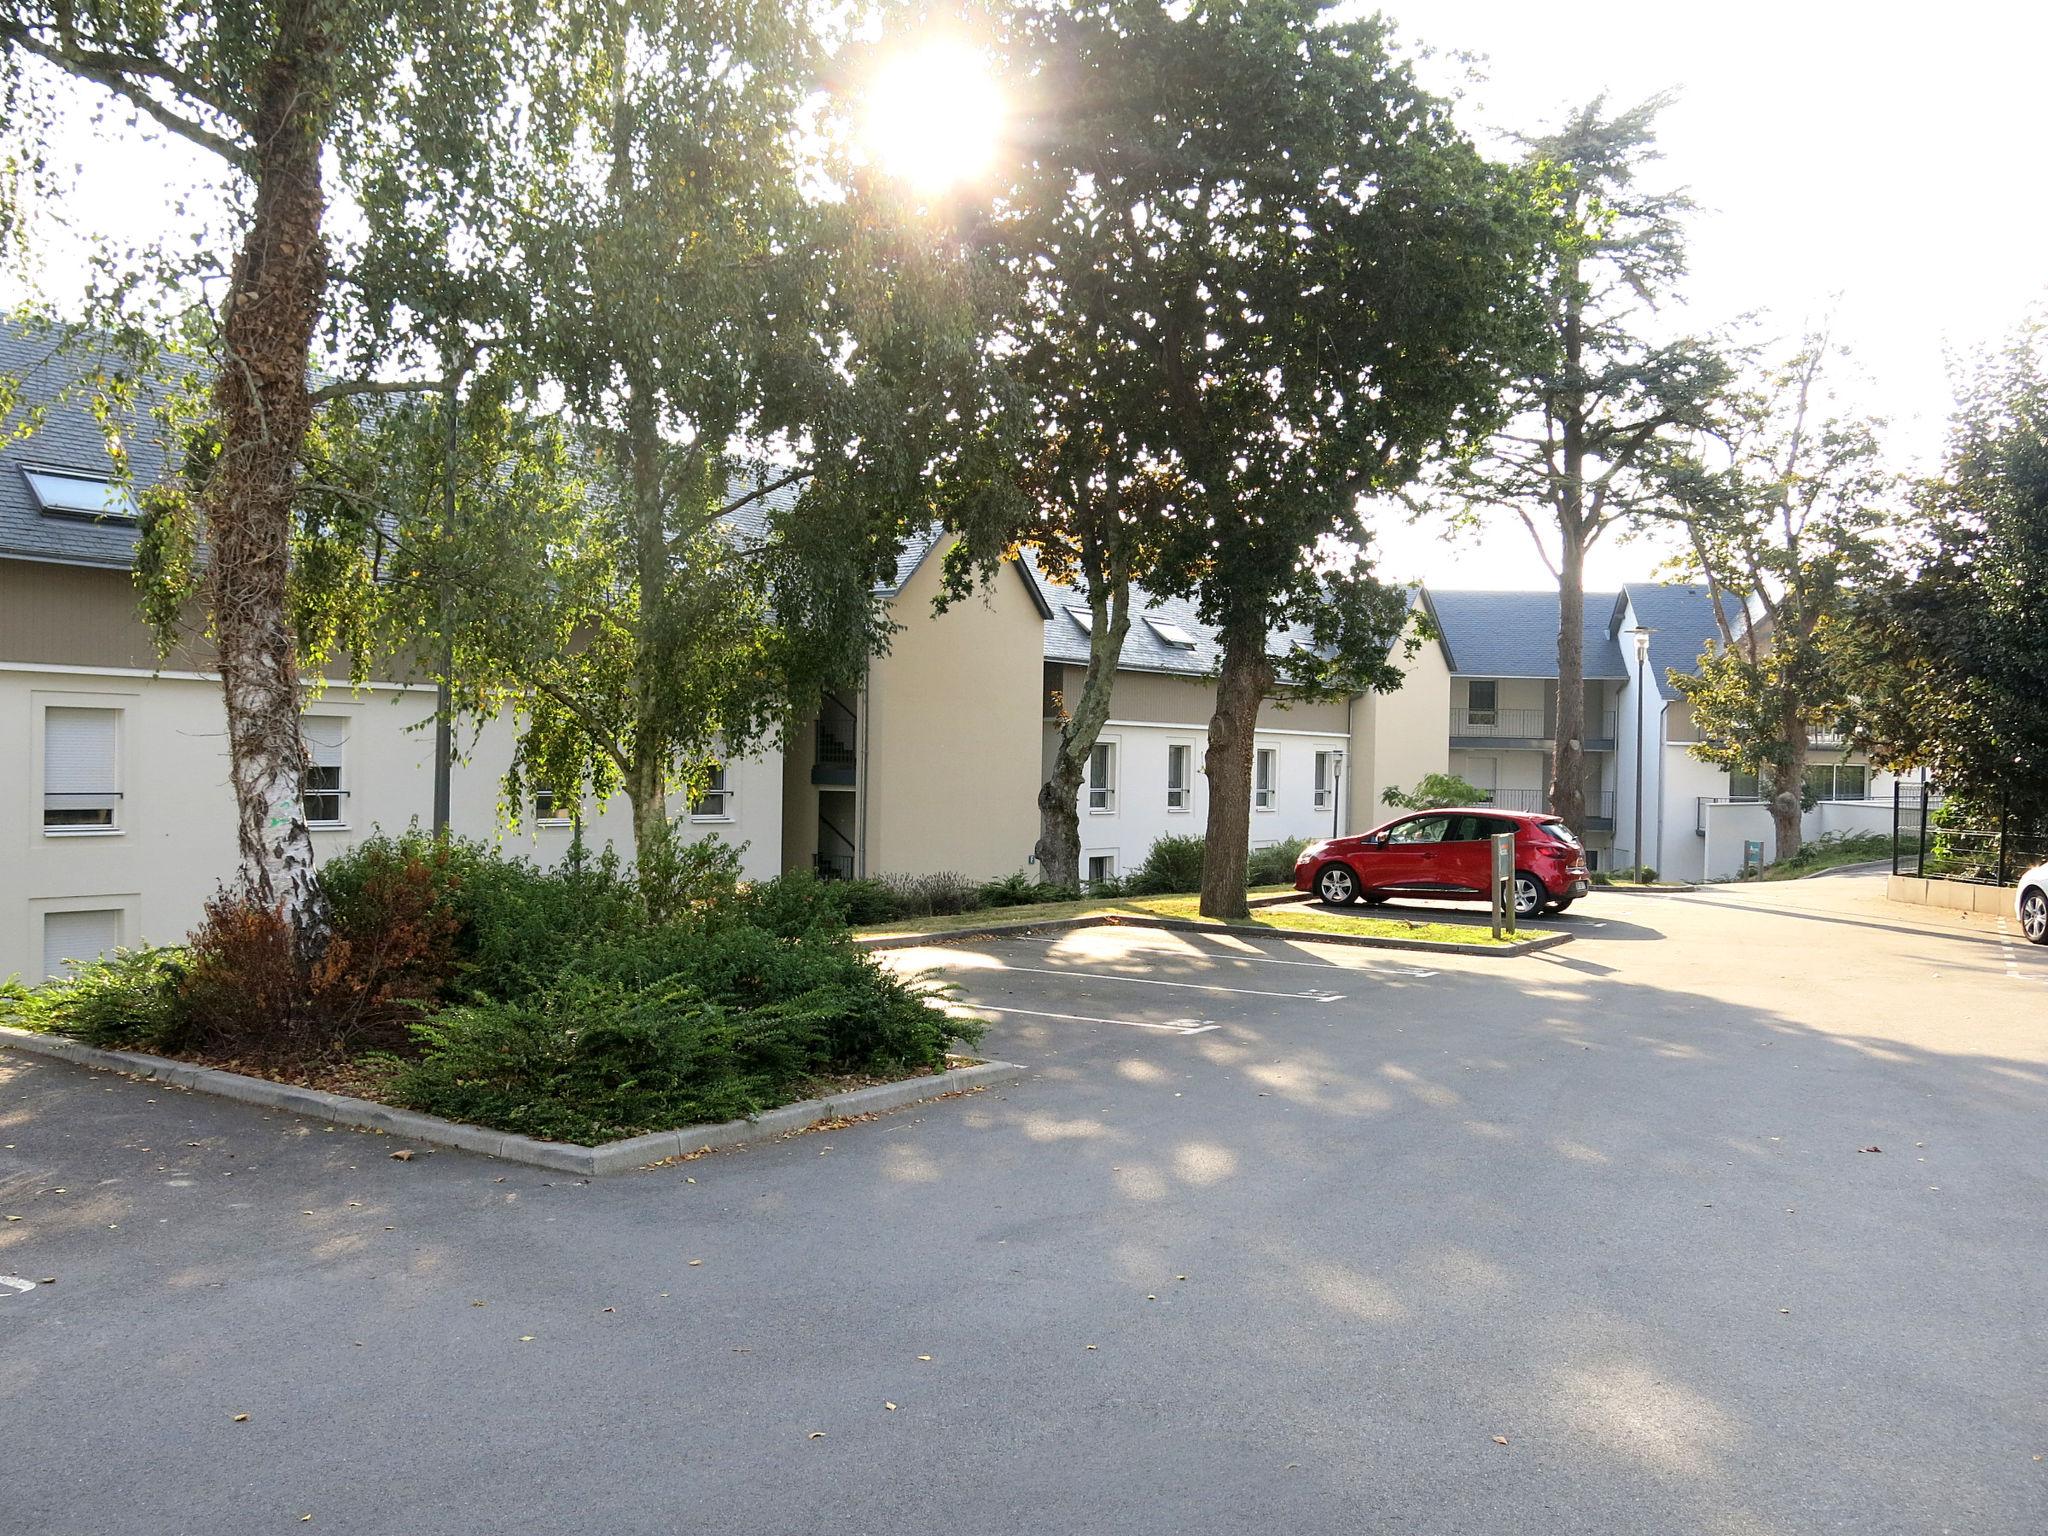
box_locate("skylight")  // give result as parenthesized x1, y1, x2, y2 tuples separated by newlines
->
(1145, 615, 1198, 649)
(22, 467, 139, 522)
(1066, 606, 1093, 634)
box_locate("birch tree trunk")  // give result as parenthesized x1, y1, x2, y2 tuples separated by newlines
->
(1035, 580, 1130, 891)
(207, 0, 336, 926)
(1198, 626, 1273, 920)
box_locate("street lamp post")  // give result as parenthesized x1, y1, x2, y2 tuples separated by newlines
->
(1631, 625, 1651, 884)
(1330, 749, 1345, 840)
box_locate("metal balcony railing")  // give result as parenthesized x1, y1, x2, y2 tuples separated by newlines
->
(1450, 707, 1618, 742)
(1475, 787, 1615, 823)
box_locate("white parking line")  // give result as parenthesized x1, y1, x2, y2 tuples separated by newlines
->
(0, 1275, 36, 1295)
(946, 1002, 1219, 1036)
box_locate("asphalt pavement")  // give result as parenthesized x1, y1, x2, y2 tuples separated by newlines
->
(2, 872, 2042, 1534)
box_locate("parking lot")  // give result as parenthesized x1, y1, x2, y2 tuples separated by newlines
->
(2, 872, 2044, 1534)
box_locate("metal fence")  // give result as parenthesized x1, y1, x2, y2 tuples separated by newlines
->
(1893, 780, 2048, 884)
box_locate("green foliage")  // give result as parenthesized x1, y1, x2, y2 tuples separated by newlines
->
(1759, 831, 1893, 881)
(1382, 774, 1489, 811)
(1669, 335, 1897, 860)
(979, 873, 1078, 909)
(1846, 319, 2048, 828)
(0, 947, 189, 1048)
(1128, 835, 1208, 896)
(390, 911, 971, 1144)
(1247, 839, 1310, 888)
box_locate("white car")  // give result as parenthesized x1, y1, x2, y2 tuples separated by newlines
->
(2019, 861, 2048, 946)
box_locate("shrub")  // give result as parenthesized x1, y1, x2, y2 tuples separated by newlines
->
(1128, 834, 1206, 895)
(823, 877, 903, 926)
(878, 871, 984, 918)
(978, 872, 1077, 908)
(392, 910, 977, 1143)
(1247, 838, 1309, 888)
(1382, 773, 1487, 811)
(0, 946, 189, 1048)
(634, 826, 746, 924)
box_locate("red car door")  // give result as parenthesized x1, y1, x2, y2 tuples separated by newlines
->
(1434, 813, 1492, 892)
(1362, 814, 1450, 892)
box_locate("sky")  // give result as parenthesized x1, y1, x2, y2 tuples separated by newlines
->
(9, 2, 2045, 593)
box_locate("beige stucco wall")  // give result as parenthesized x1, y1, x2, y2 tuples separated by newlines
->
(1347, 620, 1452, 833)
(862, 544, 1045, 879)
(1066, 664, 1350, 735)
(0, 558, 212, 672)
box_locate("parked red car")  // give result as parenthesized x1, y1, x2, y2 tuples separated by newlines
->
(1294, 807, 1591, 918)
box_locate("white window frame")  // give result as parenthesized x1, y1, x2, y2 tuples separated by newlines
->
(533, 788, 574, 827)
(690, 763, 734, 822)
(1253, 746, 1278, 812)
(1085, 850, 1118, 887)
(1087, 739, 1118, 814)
(1165, 742, 1193, 813)
(39, 698, 125, 837)
(301, 715, 351, 829)
(1313, 749, 1337, 811)
(1466, 679, 1499, 726)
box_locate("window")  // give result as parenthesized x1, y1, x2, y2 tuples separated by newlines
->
(1803, 763, 1870, 803)
(22, 466, 139, 521)
(1387, 815, 1449, 844)
(1086, 853, 1117, 886)
(1253, 747, 1277, 810)
(1729, 770, 1761, 801)
(534, 788, 573, 826)
(1313, 750, 1338, 811)
(1066, 606, 1094, 635)
(43, 706, 120, 831)
(690, 763, 732, 820)
(1087, 741, 1116, 812)
(302, 717, 349, 826)
(1466, 680, 1498, 726)
(1144, 615, 1199, 650)
(1166, 744, 1192, 812)
(42, 908, 123, 982)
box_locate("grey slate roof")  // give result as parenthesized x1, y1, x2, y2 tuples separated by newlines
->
(1610, 583, 1725, 700)
(1427, 588, 1630, 682)
(0, 320, 178, 569)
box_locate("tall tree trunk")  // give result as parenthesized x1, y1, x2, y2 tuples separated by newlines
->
(1769, 710, 1808, 865)
(1550, 533, 1588, 836)
(1199, 626, 1273, 920)
(207, 0, 335, 926)
(1035, 578, 1131, 892)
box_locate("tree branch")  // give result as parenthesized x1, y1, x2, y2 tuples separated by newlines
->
(2, 26, 252, 169)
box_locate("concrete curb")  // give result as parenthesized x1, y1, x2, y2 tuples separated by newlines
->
(1585, 883, 1698, 895)
(0, 1026, 1027, 1176)
(857, 911, 1570, 958)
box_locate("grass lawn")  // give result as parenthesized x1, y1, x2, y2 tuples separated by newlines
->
(854, 887, 1526, 946)
(1760, 834, 1900, 881)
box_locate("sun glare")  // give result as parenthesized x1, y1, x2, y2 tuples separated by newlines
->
(861, 40, 1005, 194)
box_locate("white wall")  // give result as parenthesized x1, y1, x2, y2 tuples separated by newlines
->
(1065, 720, 1350, 883)
(2, 665, 782, 983)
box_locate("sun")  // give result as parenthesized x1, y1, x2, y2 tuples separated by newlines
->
(860, 39, 1005, 194)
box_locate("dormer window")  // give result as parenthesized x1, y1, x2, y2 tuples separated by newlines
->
(21, 466, 139, 522)
(1144, 615, 1198, 649)
(1066, 606, 1094, 635)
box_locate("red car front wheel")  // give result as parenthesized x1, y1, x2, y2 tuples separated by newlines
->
(1316, 864, 1358, 906)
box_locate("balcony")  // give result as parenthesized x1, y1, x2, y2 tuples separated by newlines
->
(1450, 707, 1617, 752)
(1476, 786, 1615, 831)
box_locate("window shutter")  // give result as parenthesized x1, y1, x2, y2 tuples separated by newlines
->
(45, 707, 117, 793)
(302, 716, 348, 767)
(43, 908, 122, 981)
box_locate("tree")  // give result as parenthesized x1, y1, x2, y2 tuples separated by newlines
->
(1427, 95, 1728, 839)
(1, 0, 517, 922)
(1382, 772, 1488, 811)
(1005, 0, 1552, 918)
(1668, 335, 1897, 861)
(1844, 319, 2048, 829)
(333, 0, 981, 867)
